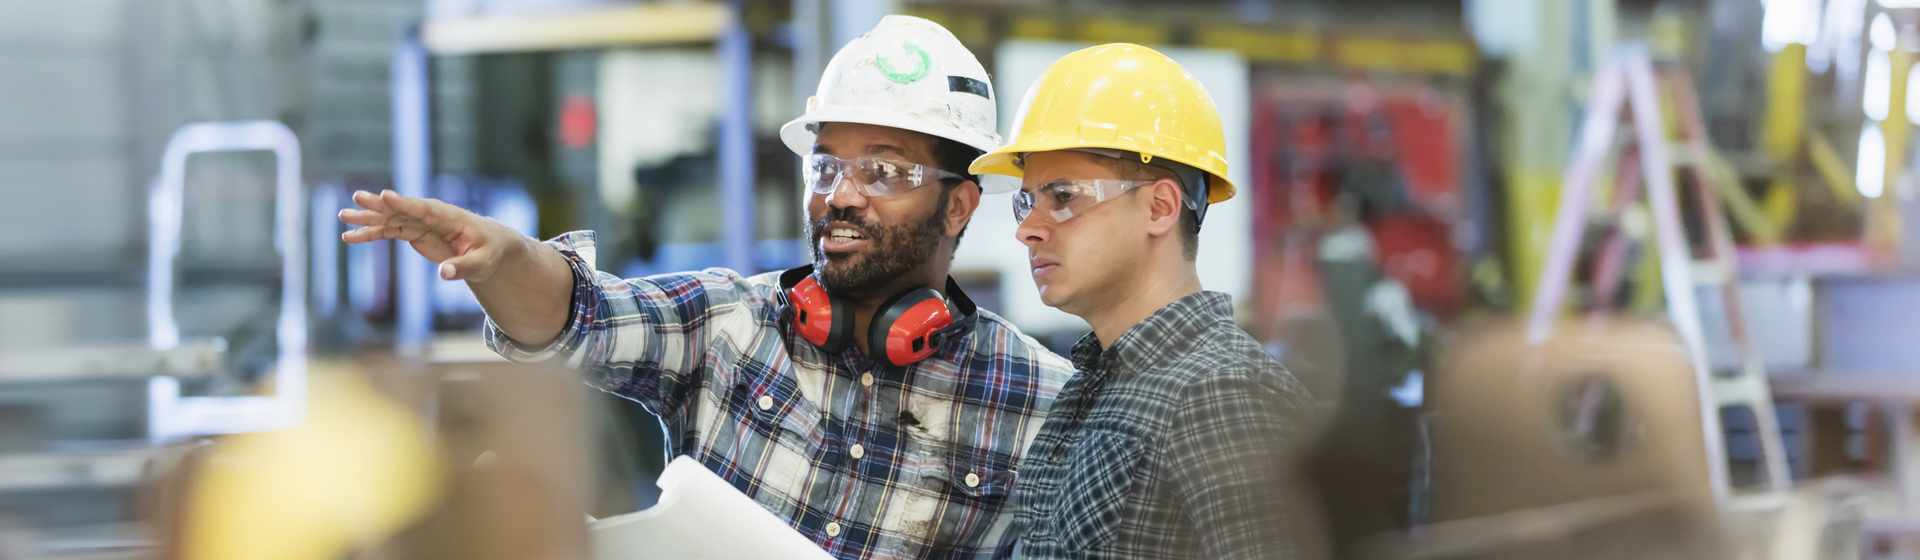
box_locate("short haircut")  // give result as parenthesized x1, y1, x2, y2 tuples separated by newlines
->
(930, 136, 983, 242)
(1081, 153, 1200, 261)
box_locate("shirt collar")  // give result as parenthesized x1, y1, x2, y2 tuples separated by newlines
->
(1068, 291, 1235, 380)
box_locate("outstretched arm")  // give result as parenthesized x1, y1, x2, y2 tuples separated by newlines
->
(339, 190, 572, 346)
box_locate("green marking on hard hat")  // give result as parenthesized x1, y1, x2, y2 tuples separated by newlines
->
(876, 42, 931, 84)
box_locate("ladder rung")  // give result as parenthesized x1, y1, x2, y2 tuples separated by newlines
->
(1691, 260, 1728, 286)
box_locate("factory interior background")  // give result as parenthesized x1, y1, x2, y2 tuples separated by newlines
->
(12, 0, 1920, 558)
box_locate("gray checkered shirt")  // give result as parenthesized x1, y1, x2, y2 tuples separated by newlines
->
(1009, 291, 1327, 559)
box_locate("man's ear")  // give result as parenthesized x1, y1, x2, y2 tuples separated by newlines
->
(1144, 179, 1182, 239)
(943, 181, 981, 237)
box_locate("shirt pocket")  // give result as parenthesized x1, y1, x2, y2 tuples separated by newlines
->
(898, 432, 1016, 550)
(736, 371, 822, 503)
(1051, 430, 1143, 553)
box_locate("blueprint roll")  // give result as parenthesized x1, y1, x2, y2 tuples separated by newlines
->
(590, 456, 834, 560)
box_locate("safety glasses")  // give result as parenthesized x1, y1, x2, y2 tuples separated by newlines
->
(1012, 179, 1153, 223)
(803, 154, 966, 197)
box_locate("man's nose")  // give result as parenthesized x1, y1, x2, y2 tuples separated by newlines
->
(1015, 207, 1050, 248)
(824, 173, 868, 209)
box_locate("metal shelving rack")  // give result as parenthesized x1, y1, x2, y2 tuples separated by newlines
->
(389, 1, 760, 354)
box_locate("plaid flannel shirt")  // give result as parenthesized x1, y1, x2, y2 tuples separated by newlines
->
(1011, 291, 1326, 560)
(484, 232, 1073, 560)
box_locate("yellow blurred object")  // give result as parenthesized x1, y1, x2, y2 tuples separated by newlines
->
(1075, 18, 1168, 46)
(1007, 16, 1062, 41)
(972, 43, 1235, 202)
(1193, 27, 1319, 64)
(1808, 131, 1862, 205)
(1763, 45, 1808, 162)
(1333, 37, 1475, 75)
(182, 364, 441, 560)
(1700, 147, 1781, 244)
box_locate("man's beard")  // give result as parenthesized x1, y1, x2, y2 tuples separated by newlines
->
(806, 198, 948, 298)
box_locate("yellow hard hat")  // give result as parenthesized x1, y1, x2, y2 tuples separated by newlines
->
(971, 43, 1234, 203)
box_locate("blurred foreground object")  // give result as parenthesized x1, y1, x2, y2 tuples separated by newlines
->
(177, 364, 438, 560)
(153, 356, 593, 560)
(1404, 320, 1723, 559)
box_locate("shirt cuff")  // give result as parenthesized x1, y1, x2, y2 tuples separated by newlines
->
(483, 231, 600, 363)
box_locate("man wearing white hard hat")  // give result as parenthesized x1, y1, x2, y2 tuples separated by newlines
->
(338, 16, 1071, 560)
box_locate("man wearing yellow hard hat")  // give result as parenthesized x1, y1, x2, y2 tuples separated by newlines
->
(971, 44, 1327, 559)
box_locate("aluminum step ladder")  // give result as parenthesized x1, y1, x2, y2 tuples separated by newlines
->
(1525, 45, 1793, 508)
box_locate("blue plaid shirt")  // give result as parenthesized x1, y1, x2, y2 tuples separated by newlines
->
(485, 232, 1073, 560)
(1011, 292, 1326, 559)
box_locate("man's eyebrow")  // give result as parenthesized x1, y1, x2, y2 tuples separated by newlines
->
(865, 143, 909, 157)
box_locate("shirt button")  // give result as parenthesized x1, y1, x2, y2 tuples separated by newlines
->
(825, 522, 842, 537)
(849, 444, 865, 459)
(757, 395, 773, 411)
(861, 372, 874, 387)
(965, 472, 981, 488)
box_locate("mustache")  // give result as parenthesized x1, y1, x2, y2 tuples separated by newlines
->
(809, 207, 877, 238)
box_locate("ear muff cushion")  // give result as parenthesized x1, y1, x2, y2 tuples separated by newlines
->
(789, 277, 854, 352)
(868, 288, 953, 366)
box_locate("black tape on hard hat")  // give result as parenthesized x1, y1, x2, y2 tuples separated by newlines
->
(948, 76, 990, 99)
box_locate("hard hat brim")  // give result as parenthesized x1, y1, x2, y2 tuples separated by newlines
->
(779, 106, 1013, 194)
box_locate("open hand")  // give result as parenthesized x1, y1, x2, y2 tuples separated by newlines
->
(338, 190, 526, 283)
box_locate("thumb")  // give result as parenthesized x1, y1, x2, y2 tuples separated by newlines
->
(439, 246, 496, 282)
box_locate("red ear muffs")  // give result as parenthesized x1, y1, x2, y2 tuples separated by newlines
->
(868, 288, 954, 367)
(789, 276, 853, 352)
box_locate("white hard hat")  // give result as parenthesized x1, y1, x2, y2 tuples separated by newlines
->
(780, 15, 1009, 193)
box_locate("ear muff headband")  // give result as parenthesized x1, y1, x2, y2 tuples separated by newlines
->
(868, 288, 954, 366)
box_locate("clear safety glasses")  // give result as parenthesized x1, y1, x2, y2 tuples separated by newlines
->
(1012, 179, 1154, 224)
(803, 154, 966, 197)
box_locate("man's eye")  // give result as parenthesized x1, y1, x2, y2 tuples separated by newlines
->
(873, 161, 905, 178)
(1049, 190, 1077, 205)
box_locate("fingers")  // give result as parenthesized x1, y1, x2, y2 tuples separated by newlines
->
(337, 208, 384, 227)
(340, 221, 428, 244)
(351, 190, 390, 212)
(382, 190, 451, 229)
(340, 190, 458, 244)
(341, 224, 392, 244)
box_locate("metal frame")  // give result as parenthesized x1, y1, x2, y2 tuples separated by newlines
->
(146, 120, 308, 443)
(392, 1, 770, 352)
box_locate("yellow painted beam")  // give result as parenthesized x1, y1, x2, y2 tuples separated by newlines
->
(1808, 131, 1862, 205)
(1008, 16, 1063, 41)
(1333, 37, 1475, 75)
(1763, 45, 1808, 162)
(422, 3, 730, 55)
(1194, 27, 1320, 63)
(1076, 17, 1168, 45)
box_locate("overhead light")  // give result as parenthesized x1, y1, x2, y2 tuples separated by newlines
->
(1764, 0, 1825, 51)
(1866, 51, 1894, 120)
(1813, 0, 1870, 75)
(1907, 62, 1920, 124)
(1858, 123, 1887, 199)
(1873, 12, 1899, 51)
